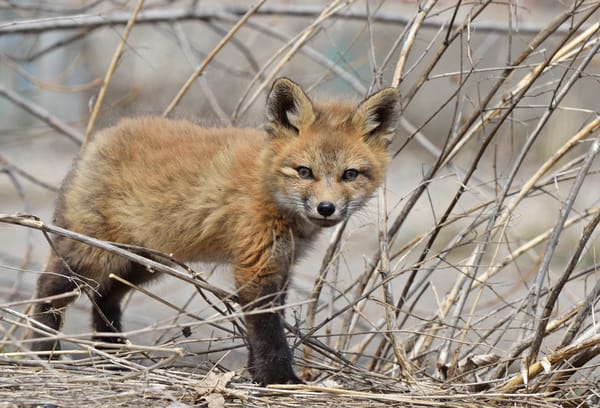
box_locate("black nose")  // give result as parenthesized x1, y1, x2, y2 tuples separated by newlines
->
(317, 201, 336, 217)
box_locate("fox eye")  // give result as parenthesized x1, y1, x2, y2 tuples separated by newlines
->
(297, 166, 313, 179)
(342, 169, 359, 182)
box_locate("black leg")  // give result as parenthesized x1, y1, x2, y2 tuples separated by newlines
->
(28, 255, 78, 353)
(90, 262, 155, 345)
(91, 279, 133, 345)
(234, 267, 302, 385)
(244, 311, 301, 385)
(91, 293, 125, 344)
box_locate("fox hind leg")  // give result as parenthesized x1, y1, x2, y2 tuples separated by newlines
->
(91, 286, 127, 345)
(91, 262, 151, 346)
(28, 254, 78, 353)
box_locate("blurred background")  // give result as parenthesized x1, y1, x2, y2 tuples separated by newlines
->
(1, 0, 599, 396)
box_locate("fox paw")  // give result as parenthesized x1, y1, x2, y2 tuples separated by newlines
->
(253, 368, 303, 386)
(248, 355, 303, 386)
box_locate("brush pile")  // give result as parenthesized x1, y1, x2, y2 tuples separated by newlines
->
(1, 1, 599, 406)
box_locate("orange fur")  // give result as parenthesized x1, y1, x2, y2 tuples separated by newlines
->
(28, 78, 400, 385)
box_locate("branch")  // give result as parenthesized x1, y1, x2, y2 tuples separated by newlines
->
(0, 5, 590, 37)
(0, 85, 82, 144)
(0, 214, 236, 304)
(499, 332, 600, 391)
(162, 0, 266, 117)
(528, 137, 600, 362)
(82, 0, 145, 146)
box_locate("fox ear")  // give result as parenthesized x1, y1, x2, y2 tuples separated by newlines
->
(266, 78, 315, 136)
(352, 88, 400, 145)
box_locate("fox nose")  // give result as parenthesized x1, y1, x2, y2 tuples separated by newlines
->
(317, 201, 336, 217)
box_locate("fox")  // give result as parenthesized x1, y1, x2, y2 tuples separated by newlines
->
(27, 77, 400, 385)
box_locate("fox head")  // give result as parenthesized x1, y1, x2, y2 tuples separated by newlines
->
(263, 78, 400, 228)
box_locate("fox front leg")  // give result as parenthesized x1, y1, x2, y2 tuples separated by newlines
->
(233, 261, 301, 385)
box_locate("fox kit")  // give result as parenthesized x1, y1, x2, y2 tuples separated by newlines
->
(28, 78, 400, 385)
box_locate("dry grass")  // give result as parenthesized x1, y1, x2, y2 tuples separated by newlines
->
(1, 1, 600, 406)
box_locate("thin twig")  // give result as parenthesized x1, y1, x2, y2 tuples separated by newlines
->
(391, 0, 438, 87)
(0, 85, 82, 144)
(499, 333, 600, 391)
(0, 214, 236, 303)
(1, 5, 591, 37)
(528, 137, 600, 362)
(82, 0, 146, 147)
(162, 0, 266, 117)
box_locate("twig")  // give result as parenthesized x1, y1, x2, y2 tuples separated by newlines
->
(377, 182, 412, 379)
(409, 3, 599, 366)
(558, 267, 600, 348)
(0, 214, 236, 303)
(232, 0, 351, 121)
(391, 0, 438, 87)
(499, 333, 600, 391)
(498, 116, 600, 233)
(7, 28, 96, 62)
(227, 16, 367, 94)
(162, 0, 266, 117)
(302, 219, 346, 380)
(0, 85, 82, 144)
(172, 22, 231, 124)
(0, 154, 59, 192)
(82, 0, 146, 147)
(2, 55, 102, 93)
(528, 138, 600, 362)
(108, 273, 236, 337)
(1, 5, 592, 37)
(441, 15, 600, 167)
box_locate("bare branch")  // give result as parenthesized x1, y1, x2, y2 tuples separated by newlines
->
(0, 5, 591, 37)
(0, 85, 82, 144)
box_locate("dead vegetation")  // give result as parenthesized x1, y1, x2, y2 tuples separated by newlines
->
(1, 1, 599, 406)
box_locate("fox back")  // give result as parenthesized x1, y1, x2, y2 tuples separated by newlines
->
(29, 78, 400, 385)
